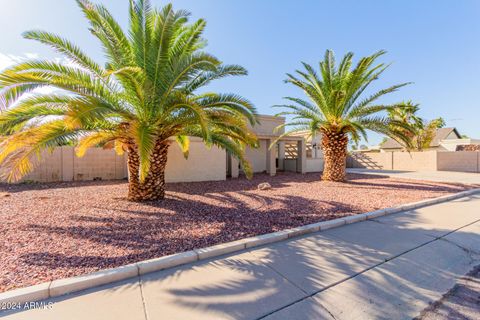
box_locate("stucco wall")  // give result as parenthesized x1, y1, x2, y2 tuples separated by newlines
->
(165, 139, 226, 182)
(437, 151, 479, 172)
(245, 140, 268, 173)
(284, 159, 297, 172)
(249, 115, 285, 136)
(306, 158, 324, 172)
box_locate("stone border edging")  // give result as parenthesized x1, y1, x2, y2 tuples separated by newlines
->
(1, 188, 479, 306)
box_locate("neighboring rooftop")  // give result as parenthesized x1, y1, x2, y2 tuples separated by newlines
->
(381, 127, 461, 150)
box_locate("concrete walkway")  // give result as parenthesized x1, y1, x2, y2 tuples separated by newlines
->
(2, 195, 480, 320)
(347, 168, 480, 185)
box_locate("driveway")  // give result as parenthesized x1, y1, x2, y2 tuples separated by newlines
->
(1, 194, 480, 320)
(347, 168, 480, 185)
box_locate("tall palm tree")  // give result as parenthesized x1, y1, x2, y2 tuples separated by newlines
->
(0, 0, 258, 201)
(274, 50, 411, 182)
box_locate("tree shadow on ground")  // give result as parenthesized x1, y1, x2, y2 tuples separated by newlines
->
(4, 196, 480, 319)
(10, 173, 470, 272)
(1, 172, 470, 195)
(0, 179, 127, 193)
(20, 191, 360, 269)
(135, 200, 480, 319)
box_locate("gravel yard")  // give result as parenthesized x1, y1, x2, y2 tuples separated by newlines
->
(0, 172, 473, 292)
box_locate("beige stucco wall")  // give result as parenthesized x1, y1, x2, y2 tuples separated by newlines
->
(249, 115, 285, 136)
(437, 151, 479, 172)
(165, 138, 226, 183)
(306, 158, 324, 172)
(244, 139, 268, 173)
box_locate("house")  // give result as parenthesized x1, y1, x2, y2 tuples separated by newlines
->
(5, 114, 324, 184)
(229, 115, 324, 178)
(380, 127, 480, 152)
(228, 114, 307, 178)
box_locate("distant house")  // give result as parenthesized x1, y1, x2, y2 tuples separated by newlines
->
(380, 127, 480, 152)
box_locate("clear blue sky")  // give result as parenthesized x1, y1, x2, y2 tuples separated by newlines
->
(1, 0, 480, 144)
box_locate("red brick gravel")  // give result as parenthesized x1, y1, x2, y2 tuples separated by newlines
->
(0, 172, 473, 292)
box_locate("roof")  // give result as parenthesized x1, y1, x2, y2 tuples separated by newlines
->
(381, 127, 461, 149)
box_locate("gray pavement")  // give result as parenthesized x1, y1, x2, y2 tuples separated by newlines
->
(2, 194, 479, 320)
(347, 168, 480, 185)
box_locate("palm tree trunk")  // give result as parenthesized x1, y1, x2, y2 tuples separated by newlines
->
(127, 140, 170, 201)
(321, 130, 348, 182)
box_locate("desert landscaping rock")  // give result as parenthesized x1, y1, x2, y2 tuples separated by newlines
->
(257, 182, 272, 190)
(0, 172, 474, 292)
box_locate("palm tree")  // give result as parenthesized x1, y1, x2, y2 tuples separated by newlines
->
(387, 101, 423, 129)
(0, 0, 258, 201)
(274, 50, 411, 182)
(387, 102, 445, 151)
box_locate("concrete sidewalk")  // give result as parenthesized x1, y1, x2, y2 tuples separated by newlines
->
(2, 195, 480, 320)
(347, 168, 480, 185)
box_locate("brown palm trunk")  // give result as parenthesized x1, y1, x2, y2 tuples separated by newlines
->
(127, 140, 170, 201)
(321, 130, 348, 182)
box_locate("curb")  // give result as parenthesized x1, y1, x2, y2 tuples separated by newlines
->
(1, 188, 478, 306)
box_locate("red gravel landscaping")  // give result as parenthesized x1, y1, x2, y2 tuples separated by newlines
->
(0, 172, 473, 292)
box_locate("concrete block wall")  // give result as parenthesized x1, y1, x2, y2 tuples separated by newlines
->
(2, 139, 226, 183)
(14, 146, 128, 183)
(392, 151, 437, 171)
(72, 148, 127, 181)
(437, 151, 479, 172)
(348, 150, 480, 173)
(348, 152, 391, 170)
(22, 148, 64, 182)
